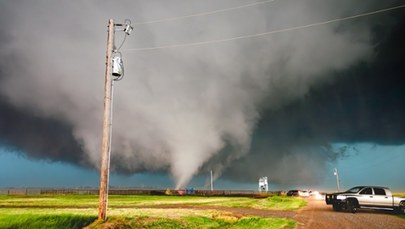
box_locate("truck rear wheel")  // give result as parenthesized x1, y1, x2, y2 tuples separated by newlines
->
(399, 202, 405, 215)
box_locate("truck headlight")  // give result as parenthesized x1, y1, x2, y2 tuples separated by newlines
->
(337, 195, 347, 200)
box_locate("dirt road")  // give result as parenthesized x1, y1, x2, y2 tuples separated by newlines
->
(138, 198, 404, 228)
(295, 198, 405, 229)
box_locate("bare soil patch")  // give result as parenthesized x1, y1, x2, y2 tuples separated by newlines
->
(136, 198, 405, 229)
(294, 198, 405, 229)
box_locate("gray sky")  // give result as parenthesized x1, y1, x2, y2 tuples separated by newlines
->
(0, 0, 404, 189)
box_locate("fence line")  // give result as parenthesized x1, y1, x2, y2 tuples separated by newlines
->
(0, 188, 282, 197)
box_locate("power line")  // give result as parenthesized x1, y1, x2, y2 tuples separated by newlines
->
(133, 0, 276, 25)
(124, 4, 405, 52)
(339, 149, 404, 173)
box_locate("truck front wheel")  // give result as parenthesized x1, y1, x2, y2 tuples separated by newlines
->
(332, 204, 342, 211)
(346, 199, 357, 213)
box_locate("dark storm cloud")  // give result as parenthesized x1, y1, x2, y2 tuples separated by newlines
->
(217, 12, 405, 184)
(0, 96, 85, 164)
(0, 0, 404, 187)
(262, 14, 405, 145)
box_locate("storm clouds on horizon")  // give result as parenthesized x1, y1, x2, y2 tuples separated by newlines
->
(0, 0, 404, 188)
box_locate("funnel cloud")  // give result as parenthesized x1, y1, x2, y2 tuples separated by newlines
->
(0, 0, 404, 188)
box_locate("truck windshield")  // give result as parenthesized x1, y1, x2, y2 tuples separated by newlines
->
(346, 187, 364, 193)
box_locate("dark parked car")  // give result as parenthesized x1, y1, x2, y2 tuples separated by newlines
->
(287, 190, 299, 196)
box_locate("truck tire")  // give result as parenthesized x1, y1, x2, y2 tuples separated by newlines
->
(346, 199, 357, 213)
(332, 204, 342, 211)
(399, 202, 405, 215)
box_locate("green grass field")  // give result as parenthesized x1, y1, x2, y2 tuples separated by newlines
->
(393, 192, 405, 197)
(0, 194, 305, 228)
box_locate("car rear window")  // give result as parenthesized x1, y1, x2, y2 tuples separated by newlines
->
(374, 188, 386, 195)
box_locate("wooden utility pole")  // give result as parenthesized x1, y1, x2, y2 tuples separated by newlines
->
(98, 19, 115, 221)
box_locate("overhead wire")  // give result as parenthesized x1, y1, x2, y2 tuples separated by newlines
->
(338, 149, 404, 173)
(124, 4, 405, 52)
(115, 33, 127, 51)
(133, 0, 276, 25)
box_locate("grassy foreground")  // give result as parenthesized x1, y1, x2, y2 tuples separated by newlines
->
(0, 212, 96, 229)
(0, 194, 305, 228)
(88, 215, 295, 229)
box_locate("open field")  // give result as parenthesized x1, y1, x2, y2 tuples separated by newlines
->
(393, 193, 405, 197)
(0, 194, 304, 228)
(1, 193, 404, 228)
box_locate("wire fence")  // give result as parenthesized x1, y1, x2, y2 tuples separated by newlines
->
(0, 188, 282, 197)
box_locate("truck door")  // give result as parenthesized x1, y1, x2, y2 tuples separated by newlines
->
(357, 187, 373, 206)
(372, 188, 392, 207)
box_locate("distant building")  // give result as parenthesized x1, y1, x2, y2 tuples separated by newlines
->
(258, 177, 268, 192)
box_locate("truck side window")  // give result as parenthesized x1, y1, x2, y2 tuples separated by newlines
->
(374, 188, 386, 195)
(360, 188, 372, 195)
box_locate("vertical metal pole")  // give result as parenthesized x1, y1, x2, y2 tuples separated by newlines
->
(98, 19, 114, 221)
(334, 168, 340, 192)
(210, 170, 213, 191)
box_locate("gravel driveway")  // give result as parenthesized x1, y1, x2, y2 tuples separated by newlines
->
(139, 197, 405, 229)
(295, 198, 405, 229)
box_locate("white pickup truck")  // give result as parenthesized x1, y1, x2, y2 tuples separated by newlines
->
(325, 186, 405, 214)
